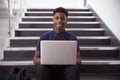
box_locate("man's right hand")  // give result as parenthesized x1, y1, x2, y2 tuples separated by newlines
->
(33, 51, 41, 65)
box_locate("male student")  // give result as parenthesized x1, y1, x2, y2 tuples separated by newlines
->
(33, 7, 81, 80)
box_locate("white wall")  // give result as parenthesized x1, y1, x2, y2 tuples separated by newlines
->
(3, 0, 8, 8)
(87, 0, 120, 40)
(4, 0, 85, 9)
(26, 0, 84, 8)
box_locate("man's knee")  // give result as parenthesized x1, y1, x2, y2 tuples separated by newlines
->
(64, 65, 80, 80)
(36, 65, 53, 80)
(36, 65, 51, 74)
(65, 65, 80, 73)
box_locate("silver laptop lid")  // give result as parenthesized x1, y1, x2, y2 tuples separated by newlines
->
(41, 40, 77, 65)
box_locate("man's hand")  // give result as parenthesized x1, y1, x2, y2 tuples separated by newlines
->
(76, 51, 81, 64)
(33, 51, 41, 65)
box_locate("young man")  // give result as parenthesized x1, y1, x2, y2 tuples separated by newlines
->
(33, 7, 81, 80)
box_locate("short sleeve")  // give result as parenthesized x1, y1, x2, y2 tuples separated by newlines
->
(36, 37, 41, 52)
(69, 34, 80, 52)
(72, 36, 80, 52)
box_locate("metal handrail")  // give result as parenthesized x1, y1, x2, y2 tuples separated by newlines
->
(8, 0, 23, 37)
(8, 0, 11, 37)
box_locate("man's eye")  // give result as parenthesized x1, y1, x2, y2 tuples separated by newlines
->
(55, 17, 59, 20)
(61, 17, 65, 20)
(55, 17, 65, 20)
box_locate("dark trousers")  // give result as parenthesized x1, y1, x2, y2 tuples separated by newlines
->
(36, 65, 80, 80)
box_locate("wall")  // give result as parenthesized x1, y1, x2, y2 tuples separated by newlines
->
(0, 0, 9, 59)
(87, 0, 120, 40)
(26, 0, 84, 8)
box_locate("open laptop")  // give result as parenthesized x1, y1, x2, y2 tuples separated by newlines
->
(41, 40, 77, 65)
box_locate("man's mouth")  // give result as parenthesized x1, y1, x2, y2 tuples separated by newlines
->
(57, 24, 64, 27)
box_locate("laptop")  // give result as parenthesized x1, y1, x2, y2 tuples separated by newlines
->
(40, 40, 77, 65)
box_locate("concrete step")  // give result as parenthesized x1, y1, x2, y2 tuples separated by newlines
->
(19, 22, 100, 28)
(25, 11, 93, 16)
(9, 36, 111, 47)
(27, 8, 90, 12)
(22, 16, 96, 22)
(15, 28, 105, 37)
(3, 46, 120, 59)
(1, 58, 120, 66)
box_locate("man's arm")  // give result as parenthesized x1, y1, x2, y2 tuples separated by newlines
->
(33, 51, 41, 65)
(77, 51, 81, 64)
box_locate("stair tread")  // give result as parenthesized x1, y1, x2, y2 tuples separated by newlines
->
(25, 11, 92, 14)
(27, 8, 89, 11)
(15, 28, 104, 31)
(9, 36, 111, 40)
(4, 46, 120, 51)
(23, 16, 96, 18)
(0, 58, 120, 66)
(27, 8, 89, 10)
(19, 21, 100, 24)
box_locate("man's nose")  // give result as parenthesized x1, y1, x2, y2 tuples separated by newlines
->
(58, 18, 63, 22)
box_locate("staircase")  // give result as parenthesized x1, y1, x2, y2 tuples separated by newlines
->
(0, 8, 120, 80)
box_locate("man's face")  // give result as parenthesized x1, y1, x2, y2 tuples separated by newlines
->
(53, 12, 67, 31)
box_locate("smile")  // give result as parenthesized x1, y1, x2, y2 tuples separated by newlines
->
(57, 24, 64, 27)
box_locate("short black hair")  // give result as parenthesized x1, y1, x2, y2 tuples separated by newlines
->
(53, 7, 68, 17)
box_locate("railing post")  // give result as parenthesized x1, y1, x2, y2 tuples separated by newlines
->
(20, 0, 22, 17)
(8, 0, 11, 37)
(84, 0, 87, 7)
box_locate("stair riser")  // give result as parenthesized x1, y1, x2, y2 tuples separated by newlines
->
(22, 18, 96, 22)
(19, 24, 100, 28)
(10, 39, 111, 47)
(27, 9, 90, 11)
(4, 50, 119, 59)
(15, 31, 104, 37)
(80, 50, 119, 57)
(4, 51, 34, 59)
(25, 13, 92, 16)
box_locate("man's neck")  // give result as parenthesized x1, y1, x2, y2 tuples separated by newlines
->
(54, 29, 65, 35)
